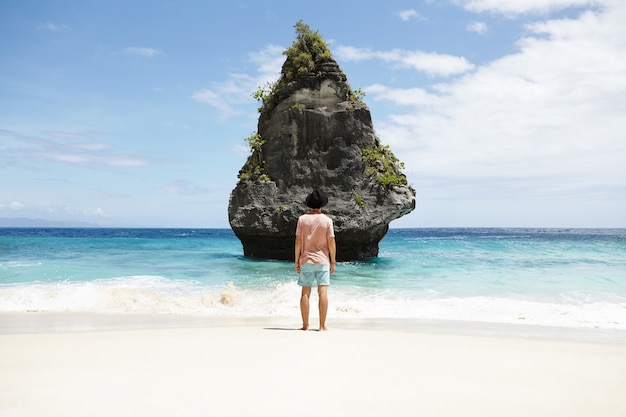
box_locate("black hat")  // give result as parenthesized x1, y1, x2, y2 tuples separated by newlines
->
(305, 189, 328, 208)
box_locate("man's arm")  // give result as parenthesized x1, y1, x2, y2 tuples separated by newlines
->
(327, 236, 336, 274)
(295, 235, 302, 273)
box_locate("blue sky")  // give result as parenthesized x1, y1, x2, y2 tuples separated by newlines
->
(1, 0, 624, 228)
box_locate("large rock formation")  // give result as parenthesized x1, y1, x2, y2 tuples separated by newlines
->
(228, 22, 415, 261)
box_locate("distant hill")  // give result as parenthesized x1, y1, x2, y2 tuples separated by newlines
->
(0, 218, 99, 227)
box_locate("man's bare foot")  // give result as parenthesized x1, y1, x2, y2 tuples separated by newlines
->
(318, 326, 328, 331)
(300, 325, 309, 331)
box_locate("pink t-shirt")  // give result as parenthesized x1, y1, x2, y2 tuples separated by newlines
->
(295, 213, 335, 266)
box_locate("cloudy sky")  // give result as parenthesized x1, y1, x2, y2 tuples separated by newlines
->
(1, 0, 624, 228)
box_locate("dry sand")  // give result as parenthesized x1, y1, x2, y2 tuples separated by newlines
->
(1, 314, 625, 417)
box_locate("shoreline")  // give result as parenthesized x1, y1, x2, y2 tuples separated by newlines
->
(2, 313, 625, 416)
(1, 312, 625, 344)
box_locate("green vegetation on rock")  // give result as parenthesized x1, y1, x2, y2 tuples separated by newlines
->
(252, 21, 333, 114)
(282, 20, 333, 79)
(238, 132, 271, 182)
(361, 143, 408, 189)
(252, 21, 365, 114)
(353, 193, 368, 209)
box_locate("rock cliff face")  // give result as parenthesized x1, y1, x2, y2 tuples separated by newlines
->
(228, 23, 415, 261)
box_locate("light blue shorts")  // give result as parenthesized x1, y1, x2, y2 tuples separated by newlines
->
(298, 263, 330, 287)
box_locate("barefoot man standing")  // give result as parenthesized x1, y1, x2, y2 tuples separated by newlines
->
(295, 189, 336, 331)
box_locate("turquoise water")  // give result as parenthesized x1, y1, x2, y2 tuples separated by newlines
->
(1, 228, 625, 329)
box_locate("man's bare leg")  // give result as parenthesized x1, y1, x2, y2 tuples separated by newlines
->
(318, 285, 328, 331)
(300, 286, 311, 330)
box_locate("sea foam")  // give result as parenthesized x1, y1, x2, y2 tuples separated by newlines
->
(1, 276, 624, 330)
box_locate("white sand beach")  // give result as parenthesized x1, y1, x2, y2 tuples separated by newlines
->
(1, 314, 626, 417)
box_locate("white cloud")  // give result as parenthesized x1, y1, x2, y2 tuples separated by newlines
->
(397, 9, 421, 21)
(192, 44, 284, 118)
(85, 208, 108, 217)
(467, 21, 489, 34)
(121, 47, 163, 58)
(232, 143, 251, 157)
(367, 84, 437, 108)
(10, 201, 24, 210)
(1, 129, 151, 168)
(248, 44, 285, 81)
(366, 1, 626, 203)
(192, 89, 227, 109)
(37, 152, 148, 167)
(50, 205, 111, 219)
(192, 75, 252, 119)
(41, 141, 150, 166)
(455, 0, 602, 15)
(37, 22, 69, 31)
(335, 46, 475, 77)
(164, 180, 210, 196)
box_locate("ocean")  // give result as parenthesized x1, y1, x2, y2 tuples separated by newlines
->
(1, 228, 625, 332)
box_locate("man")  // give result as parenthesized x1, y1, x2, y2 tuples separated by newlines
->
(295, 189, 336, 331)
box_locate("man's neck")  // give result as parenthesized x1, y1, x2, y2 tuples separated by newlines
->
(310, 208, 322, 214)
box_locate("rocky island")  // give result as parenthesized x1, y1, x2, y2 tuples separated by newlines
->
(228, 22, 415, 261)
